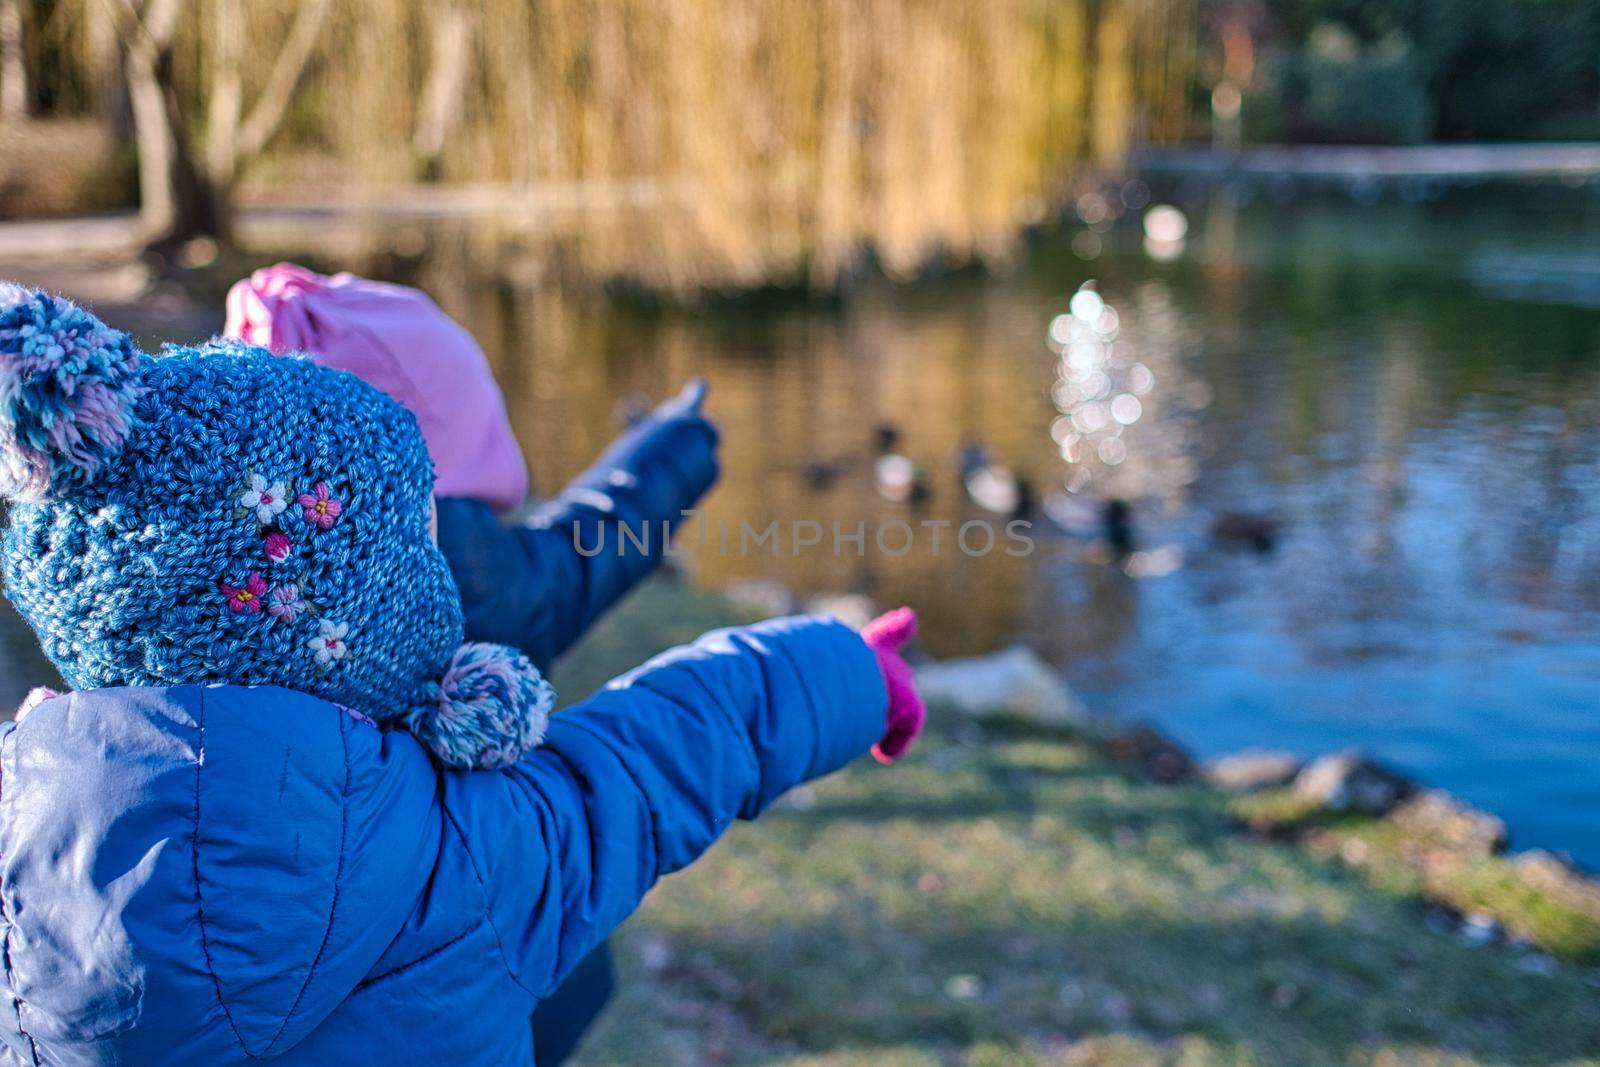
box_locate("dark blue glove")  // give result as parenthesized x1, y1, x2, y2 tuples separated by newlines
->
(435, 380, 719, 670)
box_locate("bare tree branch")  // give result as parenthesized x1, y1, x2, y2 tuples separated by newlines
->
(106, 0, 186, 238)
(108, 0, 183, 51)
(205, 0, 244, 183)
(232, 0, 331, 169)
(122, 38, 177, 237)
(0, 0, 29, 121)
(413, 2, 474, 173)
(143, 0, 183, 47)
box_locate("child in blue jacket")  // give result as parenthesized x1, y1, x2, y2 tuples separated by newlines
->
(223, 262, 729, 1062)
(0, 287, 925, 1065)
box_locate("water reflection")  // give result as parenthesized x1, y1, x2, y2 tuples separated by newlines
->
(2, 183, 1598, 863)
(461, 184, 1599, 864)
(1046, 279, 1201, 500)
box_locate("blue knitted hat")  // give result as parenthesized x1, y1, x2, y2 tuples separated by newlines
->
(0, 287, 553, 769)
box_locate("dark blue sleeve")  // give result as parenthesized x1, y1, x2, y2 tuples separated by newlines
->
(435, 408, 718, 670)
(438, 614, 886, 998)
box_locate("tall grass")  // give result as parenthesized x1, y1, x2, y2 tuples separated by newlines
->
(41, 0, 1193, 291)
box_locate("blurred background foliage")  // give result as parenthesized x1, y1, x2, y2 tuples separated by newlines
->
(2, 0, 1193, 290)
(5, 0, 1598, 287)
(1205, 0, 1600, 145)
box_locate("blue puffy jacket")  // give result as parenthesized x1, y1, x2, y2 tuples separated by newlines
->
(437, 394, 720, 672)
(433, 399, 720, 1062)
(0, 615, 886, 1065)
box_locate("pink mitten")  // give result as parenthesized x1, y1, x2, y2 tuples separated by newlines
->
(861, 607, 926, 764)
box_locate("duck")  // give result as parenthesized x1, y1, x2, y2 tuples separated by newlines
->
(800, 421, 907, 492)
(798, 454, 855, 490)
(866, 421, 930, 504)
(1210, 511, 1279, 553)
(1103, 498, 1134, 553)
(957, 438, 1032, 518)
(963, 463, 1033, 518)
(874, 452, 931, 504)
(957, 439, 992, 479)
(1041, 493, 1135, 552)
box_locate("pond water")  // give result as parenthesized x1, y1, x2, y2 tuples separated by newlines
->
(3, 182, 1598, 865)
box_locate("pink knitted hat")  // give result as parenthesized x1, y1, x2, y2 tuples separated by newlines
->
(225, 263, 529, 511)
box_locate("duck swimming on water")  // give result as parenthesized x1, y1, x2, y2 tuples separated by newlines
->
(873, 422, 930, 504)
(1210, 511, 1279, 553)
(1041, 492, 1135, 552)
(798, 454, 854, 490)
(875, 453, 931, 504)
(957, 438, 1032, 518)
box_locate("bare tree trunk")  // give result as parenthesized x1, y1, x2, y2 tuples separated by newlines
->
(0, 0, 28, 122)
(206, 0, 244, 188)
(123, 22, 182, 242)
(205, 0, 330, 242)
(88, 7, 131, 143)
(116, 0, 223, 252)
(413, 3, 473, 180)
(111, 0, 328, 255)
(230, 0, 331, 169)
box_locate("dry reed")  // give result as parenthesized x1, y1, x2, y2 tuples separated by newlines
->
(42, 0, 1193, 291)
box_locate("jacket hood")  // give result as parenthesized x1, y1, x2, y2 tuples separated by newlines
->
(0, 684, 439, 1064)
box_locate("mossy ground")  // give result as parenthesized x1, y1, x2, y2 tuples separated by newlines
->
(1230, 794, 1600, 966)
(554, 579, 1600, 1067)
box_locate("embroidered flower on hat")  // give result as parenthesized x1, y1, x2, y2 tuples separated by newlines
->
(263, 530, 293, 563)
(267, 583, 306, 623)
(219, 572, 268, 614)
(241, 474, 289, 525)
(309, 618, 350, 666)
(299, 481, 342, 530)
(0, 311, 465, 745)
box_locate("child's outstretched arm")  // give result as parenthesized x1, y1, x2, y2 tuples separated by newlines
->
(435, 381, 718, 670)
(441, 613, 891, 999)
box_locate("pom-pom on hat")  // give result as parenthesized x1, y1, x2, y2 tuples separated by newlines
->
(0, 285, 551, 769)
(0, 287, 144, 501)
(409, 642, 556, 770)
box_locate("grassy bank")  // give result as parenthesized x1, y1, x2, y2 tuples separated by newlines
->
(554, 579, 1600, 1067)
